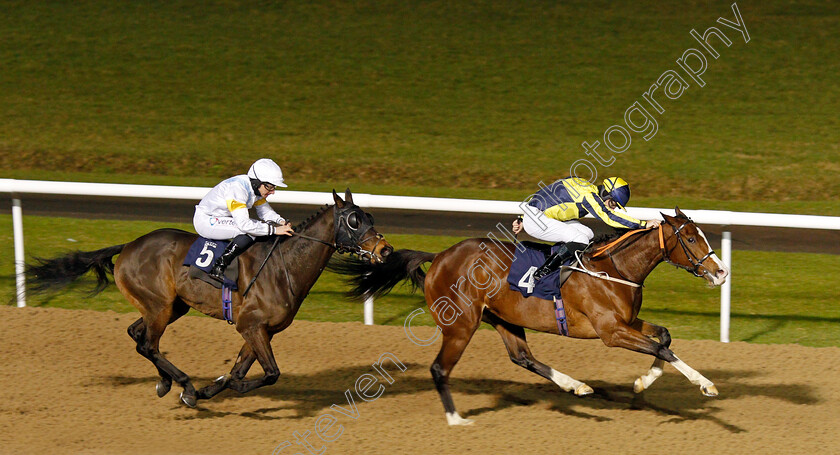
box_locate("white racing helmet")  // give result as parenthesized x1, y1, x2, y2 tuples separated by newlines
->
(247, 158, 287, 188)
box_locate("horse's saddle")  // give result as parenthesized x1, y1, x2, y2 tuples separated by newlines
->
(183, 237, 240, 290)
(507, 241, 575, 300)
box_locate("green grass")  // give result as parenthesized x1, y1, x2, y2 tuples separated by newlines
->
(3, 214, 838, 347)
(0, 1, 839, 205)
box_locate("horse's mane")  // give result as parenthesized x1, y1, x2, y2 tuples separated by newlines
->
(589, 229, 634, 248)
(252, 204, 333, 249)
(587, 212, 686, 252)
(293, 204, 333, 232)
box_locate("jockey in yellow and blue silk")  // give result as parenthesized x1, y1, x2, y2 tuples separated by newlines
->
(513, 177, 660, 280)
(193, 158, 294, 283)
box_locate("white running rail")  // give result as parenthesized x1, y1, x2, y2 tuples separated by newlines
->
(3, 179, 840, 338)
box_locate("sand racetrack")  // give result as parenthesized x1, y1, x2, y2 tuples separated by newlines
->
(1, 306, 838, 455)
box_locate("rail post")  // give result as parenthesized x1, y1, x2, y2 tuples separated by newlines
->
(720, 230, 732, 342)
(12, 196, 26, 307)
(364, 296, 374, 325)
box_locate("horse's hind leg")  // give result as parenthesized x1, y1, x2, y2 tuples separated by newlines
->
(125, 292, 198, 406)
(127, 318, 172, 397)
(596, 320, 717, 397)
(431, 335, 473, 426)
(631, 319, 671, 394)
(483, 312, 593, 396)
(430, 315, 482, 426)
(127, 300, 191, 398)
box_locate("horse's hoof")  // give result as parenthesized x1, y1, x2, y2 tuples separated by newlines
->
(575, 384, 594, 396)
(156, 379, 172, 398)
(445, 412, 475, 426)
(701, 384, 719, 397)
(180, 391, 197, 408)
(633, 378, 645, 394)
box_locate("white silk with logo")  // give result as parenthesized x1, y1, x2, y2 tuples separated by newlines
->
(194, 175, 285, 238)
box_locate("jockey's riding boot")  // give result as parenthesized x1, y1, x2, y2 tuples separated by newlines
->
(533, 242, 587, 281)
(208, 234, 254, 283)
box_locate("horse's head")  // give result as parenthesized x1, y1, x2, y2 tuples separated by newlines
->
(660, 207, 729, 286)
(332, 189, 394, 263)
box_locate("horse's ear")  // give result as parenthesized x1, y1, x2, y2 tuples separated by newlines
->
(332, 189, 345, 208)
(344, 188, 354, 205)
(674, 206, 685, 218)
(661, 211, 674, 223)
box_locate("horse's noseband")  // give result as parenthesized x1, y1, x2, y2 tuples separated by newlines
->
(660, 219, 716, 278)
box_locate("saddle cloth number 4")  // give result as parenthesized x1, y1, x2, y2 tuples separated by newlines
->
(195, 241, 218, 268)
(518, 266, 538, 294)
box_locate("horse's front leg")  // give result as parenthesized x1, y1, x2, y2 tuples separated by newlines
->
(630, 319, 671, 393)
(227, 326, 281, 395)
(196, 342, 257, 400)
(596, 319, 717, 397)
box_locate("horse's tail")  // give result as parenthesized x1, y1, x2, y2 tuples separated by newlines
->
(25, 244, 126, 296)
(328, 249, 437, 301)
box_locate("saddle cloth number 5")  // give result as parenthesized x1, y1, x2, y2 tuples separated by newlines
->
(195, 241, 217, 268)
(518, 266, 538, 294)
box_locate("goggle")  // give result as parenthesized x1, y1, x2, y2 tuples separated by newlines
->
(263, 183, 276, 191)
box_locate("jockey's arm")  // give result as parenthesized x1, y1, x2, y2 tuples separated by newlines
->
(228, 201, 276, 236)
(254, 199, 287, 225)
(581, 194, 647, 230)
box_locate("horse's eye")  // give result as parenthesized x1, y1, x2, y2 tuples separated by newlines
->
(688, 237, 696, 244)
(366, 213, 374, 225)
(347, 213, 359, 229)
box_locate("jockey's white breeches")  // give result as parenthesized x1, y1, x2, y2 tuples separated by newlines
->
(522, 205, 593, 244)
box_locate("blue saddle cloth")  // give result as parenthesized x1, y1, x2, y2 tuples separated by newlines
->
(507, 243, 571, 300)
(183, 237, 238, 289)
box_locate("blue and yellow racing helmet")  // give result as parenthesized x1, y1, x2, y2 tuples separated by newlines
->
(599, 177, 631, 209)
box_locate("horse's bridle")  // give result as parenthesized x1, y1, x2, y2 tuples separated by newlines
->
(291, 204, 386, 262)
(659, 218, 716, 278)
(245, 204, 386, 299)
(333, 206, 388, 263)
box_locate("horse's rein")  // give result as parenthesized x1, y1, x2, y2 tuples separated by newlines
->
(590, 227, 651, 259)
(292, 232, 337, 249)
(566, 225, 661, 288)
(242, 212, 386, 298)
(293, 230, 386, 263)
(241, 232, 342, 299)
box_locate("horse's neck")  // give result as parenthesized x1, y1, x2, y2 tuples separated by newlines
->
(269, 206, 336, 297)
(593, 228, 666, 284)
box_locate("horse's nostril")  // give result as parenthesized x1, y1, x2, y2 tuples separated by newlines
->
(382, 246, 393, 257)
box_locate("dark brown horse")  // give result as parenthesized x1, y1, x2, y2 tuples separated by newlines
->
(333, 208, 728, 425)
(25, 190, 393, 407)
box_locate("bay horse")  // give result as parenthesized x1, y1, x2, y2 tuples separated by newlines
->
(332, 208, 728, 425)
(25, 190, 393, 407)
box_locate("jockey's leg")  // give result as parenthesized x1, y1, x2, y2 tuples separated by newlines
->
(533, 241, 588, 280)
(209, 234, 255, 282)
(522, 208, 593, 244)
(522, 210, 592, 280)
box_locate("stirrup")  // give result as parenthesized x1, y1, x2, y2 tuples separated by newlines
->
(533, 265, 557, 281)
(533, 251, 566, 281)
(208, 264, 226, 283)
